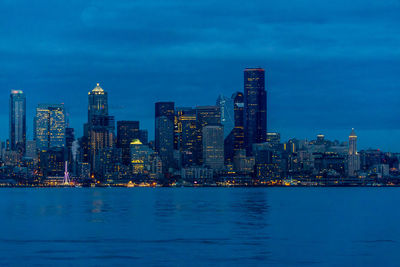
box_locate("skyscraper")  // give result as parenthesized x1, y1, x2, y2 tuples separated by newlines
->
(244, 68, 267, 155)
(348, 128, 360, 177)
(216, 95, 234, 138)
(9, 90, 26, 154)
(224, 92, 245, 164)
(175, 107, 197, 167)
(65, 127, 75, 170)
(88, 83, 108, 121)
(139, 129, 148, 145)
(195, 106, 221, 165)
(86, 83, 115, 170)
(34, 104, 66, 150)
(233, 92, 244, 128)
(155, 102, 175, 173)
(203, 125, 224, 170)
(117, 121, 140, 165)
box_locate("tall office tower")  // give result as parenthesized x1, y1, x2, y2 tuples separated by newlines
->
(174, 107, 193, 150)
(316, 134, 325, 145)
(216, 95, 234, 138)
(34, 104, 66, 150)
(175, 107, 197, 166)
(65, 127, 75, 169)
(203, 125, 224, 170)
(266, 132, 281, 151)
(139, 129, 148, 145)
(224, 92, 245, 164)
(155, 102, 175, 173)
(348, 128, 360, 177)
(233, 92, 244, 128)
(86, 83, 115, 169)
(25, 140, 37, 159)
(9, 90, 26, 154)
(195, 106, 221, 165)
(244, 68, 267, 155)
(117, 121, 140, 165)
(88, 83, 108, 121)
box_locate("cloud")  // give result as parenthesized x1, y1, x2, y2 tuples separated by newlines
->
(0, 0, 399, 151)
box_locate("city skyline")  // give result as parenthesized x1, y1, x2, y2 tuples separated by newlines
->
(1, 76, 395, 152)
(1, 2, 399, 266)
(1, 1, 400, 151)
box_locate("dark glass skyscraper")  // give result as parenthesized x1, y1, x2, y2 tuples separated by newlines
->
(224, 92, 245, 164)
(155, 102, 175, 173)
(86, 83, 115, 170)
(233, 92, 244, 128)
(88, 83, 108, 121)
(175, 107, 197, 166)
(9, 90, 26, 154)
(244, 68, 266, 155)
(195, 106, 221, 165)
(117, 121, 140, 165)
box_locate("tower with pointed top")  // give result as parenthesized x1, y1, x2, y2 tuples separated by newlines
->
(86, 83, 115, 173)
(348, 128, 360, 177)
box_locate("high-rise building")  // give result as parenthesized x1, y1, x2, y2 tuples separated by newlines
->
(174, 107, 193, 150)
(117, 121, 140, 165)
(38, 147, 65, 177)
(130, 139, 155, 174)
(176, 108, 198, 166)
(25, 140, 37, 159)
(86, 83, 115, 170)
(224, 92, 245, 164)
(88, 83, 108, 121)
(65, 127, 75, 169)
(216, 95, 234, 138)
(155, 102, 175, 173)
(9, 90, 26, 154)
(244, 68, 267, 155)
(233, 92, 244, 128)
(266, 132, 281, 151)
(203, 125, 224, 170)
(348, 128, 360, 177)
(34, 104, 66, 150)
(195, 106, 221, 165)
(94, 147, 122, 179)
(139, 129, 148, 145)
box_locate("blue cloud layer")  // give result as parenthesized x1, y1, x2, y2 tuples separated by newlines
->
(0, 0, 399, 150)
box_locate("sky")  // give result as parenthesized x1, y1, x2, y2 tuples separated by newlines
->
(1, 0, 400, 151)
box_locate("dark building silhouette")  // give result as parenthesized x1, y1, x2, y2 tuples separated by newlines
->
(155, 102, 175, 173)
(233, 92, 244, 128)
(66, 127, 75, 170)
(117, 121, 140, 165)
(85, 83, 115, 171)
(38, 147, 65, 177)
(139, 129, 148, 145)
(244, 68, 267, 155)
(175, 107, 197, 166)
(195, 106, 221, 165)
(224, 92, 245, 164)
(9, 90, 26, 154)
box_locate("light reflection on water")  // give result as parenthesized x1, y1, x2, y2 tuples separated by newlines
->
(0, 188, 399, 265)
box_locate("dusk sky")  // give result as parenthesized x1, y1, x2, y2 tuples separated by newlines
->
(1, 0, 400, 151)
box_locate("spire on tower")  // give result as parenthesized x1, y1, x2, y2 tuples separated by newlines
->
(349, 128, 357, 138)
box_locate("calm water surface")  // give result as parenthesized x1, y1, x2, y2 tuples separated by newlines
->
(0, 188, 399, 266)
